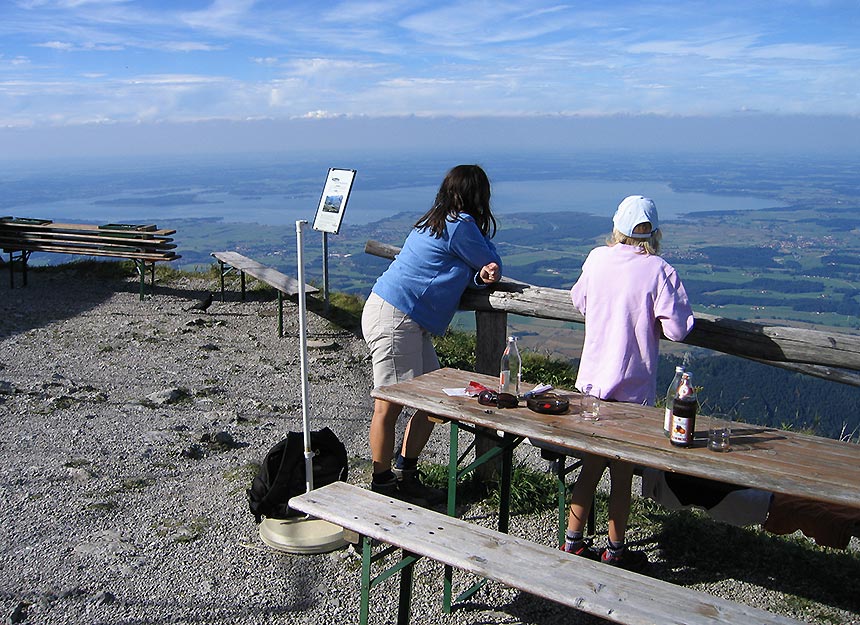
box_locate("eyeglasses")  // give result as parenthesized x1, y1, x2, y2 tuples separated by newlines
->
(477, 390, 519, 409)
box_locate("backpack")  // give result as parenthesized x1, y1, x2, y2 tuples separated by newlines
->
(247, 426, 348, 523)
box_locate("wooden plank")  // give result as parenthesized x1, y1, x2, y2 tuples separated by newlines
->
(211, 251, 318, 295)
(0, 235, 175, 253)
(0, 230, 173, 245)
(291, 482, 804, 625)
(0, 221, 176, 236)
(1, 242, 179, 261)
(372, 368, 860, 509)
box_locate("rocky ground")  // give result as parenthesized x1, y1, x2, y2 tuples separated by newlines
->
(0, 264, 857, 625)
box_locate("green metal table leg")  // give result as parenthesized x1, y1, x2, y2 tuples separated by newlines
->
(444, 421, 459, 613)
(397, 550, 415, 625)
(499, 433, 514, 535)
(360, 535, 372, 625)
(556, 457, 567, 546)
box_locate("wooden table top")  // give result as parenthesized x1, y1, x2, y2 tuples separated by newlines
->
(372, 368, 860, 509)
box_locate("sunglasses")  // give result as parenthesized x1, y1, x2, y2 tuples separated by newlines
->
(477, 390, 519, 409)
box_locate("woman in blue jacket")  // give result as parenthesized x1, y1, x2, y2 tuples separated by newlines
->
(362, 164, 502, 505)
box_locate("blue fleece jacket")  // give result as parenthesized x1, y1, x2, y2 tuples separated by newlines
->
(371, 213, 502, 336)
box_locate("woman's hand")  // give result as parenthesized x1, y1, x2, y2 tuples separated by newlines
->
(479, 262, 501, 284)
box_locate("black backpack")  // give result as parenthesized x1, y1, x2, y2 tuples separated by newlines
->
(247, 427, 348, 523)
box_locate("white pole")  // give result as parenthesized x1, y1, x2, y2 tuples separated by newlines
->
(295, 220, 314, 493)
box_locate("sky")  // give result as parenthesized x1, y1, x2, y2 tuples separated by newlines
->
(1, 0, 859, 157)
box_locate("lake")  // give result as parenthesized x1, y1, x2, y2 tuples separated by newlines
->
(2, 151, 782, 227)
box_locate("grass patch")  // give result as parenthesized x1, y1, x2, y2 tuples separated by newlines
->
(308, 291, 364, 333)
(156, 517, 209, 543)
(420, 461, 557, 515)
(224, 463, 260, 495)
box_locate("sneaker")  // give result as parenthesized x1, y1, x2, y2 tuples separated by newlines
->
(560, 541, 600, 561)
(600, 548, 649, 572)
(392, 467, 447, 507)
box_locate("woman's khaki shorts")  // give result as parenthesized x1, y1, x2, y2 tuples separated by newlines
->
(361, 293, 440, 389)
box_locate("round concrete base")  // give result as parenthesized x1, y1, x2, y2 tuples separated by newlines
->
(258, 517, 346, 554)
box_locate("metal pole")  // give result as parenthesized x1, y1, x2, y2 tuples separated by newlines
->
(322, 231, 330, 313)
(296, 220, 314, 493)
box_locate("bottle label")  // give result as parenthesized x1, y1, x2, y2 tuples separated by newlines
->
(670, 415, 693, 445)
(663, 406, 672, 434)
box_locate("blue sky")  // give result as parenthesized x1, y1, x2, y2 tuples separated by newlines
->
(1, 0, 859, 156)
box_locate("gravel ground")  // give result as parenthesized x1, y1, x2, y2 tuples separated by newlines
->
(0, 266, 857, 625)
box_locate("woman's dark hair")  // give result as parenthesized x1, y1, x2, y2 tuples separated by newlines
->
(414, 164, 496, 238)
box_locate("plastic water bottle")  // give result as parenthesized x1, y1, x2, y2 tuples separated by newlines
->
(663, 365, 686, 437)
(499, 336, 522, 397)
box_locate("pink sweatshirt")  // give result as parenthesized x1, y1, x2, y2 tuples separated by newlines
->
(570, 244, 694, 405)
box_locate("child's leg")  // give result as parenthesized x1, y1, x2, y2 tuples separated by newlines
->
(606, 460, 636, 543)
(566, 454, 609, 533)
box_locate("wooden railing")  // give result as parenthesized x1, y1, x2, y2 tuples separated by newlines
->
(365, 240, 860, 387)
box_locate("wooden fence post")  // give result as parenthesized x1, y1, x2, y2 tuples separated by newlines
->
(474, 310, 508, 482)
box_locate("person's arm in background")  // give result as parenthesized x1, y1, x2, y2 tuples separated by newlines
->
(655, 268, 694, 341)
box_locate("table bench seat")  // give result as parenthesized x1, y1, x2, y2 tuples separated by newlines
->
(1, 218, 180, 299)
(290, 482, 804, 625)
(211, 251, 318, 336)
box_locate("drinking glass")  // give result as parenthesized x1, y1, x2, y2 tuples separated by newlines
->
(580, 385, 600, 421)
(708, 413, 731, 452)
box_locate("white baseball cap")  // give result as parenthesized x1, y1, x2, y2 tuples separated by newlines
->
(613, 195, 659, 239)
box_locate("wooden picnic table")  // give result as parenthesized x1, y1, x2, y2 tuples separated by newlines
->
(372, 367, 860, 510)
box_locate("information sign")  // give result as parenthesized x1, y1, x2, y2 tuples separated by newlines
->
(312, 168, 356, 234)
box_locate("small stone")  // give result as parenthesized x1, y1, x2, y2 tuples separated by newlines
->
(91, 591, 116, 606)
(7, 601, 28, 624)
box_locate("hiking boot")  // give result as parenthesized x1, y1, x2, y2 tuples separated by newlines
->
(370, 476, 401, 499)
(600, 548, 649, 572)
(392, 467, 447, 507)
(560, 541, 600, 561)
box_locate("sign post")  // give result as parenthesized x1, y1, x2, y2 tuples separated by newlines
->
(312, 168, 356, 310)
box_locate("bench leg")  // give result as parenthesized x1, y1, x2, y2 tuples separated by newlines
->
(216, 261, 224, 301)
(278, 291, 284, 338)
(359, 535, 420, 625)
(240, 270, 246, 301)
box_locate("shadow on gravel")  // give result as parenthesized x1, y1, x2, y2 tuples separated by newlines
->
(651, 509, 860, 616)
(0, 263, 121, 338)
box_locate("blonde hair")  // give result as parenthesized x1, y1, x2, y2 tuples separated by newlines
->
(607, 228, 662, 255)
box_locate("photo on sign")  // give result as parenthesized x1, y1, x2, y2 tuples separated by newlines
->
(323, 195, 343, 214)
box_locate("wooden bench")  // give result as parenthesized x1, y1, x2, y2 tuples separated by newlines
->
(0, 217, 180, 300)
(291, 482, 804, 625)
(211, 251, 318, 337)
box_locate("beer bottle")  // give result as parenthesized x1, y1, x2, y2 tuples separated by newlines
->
(669, 372, 698, 448)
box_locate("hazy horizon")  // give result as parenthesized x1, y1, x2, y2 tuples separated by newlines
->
(2, 114, 859, 162)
